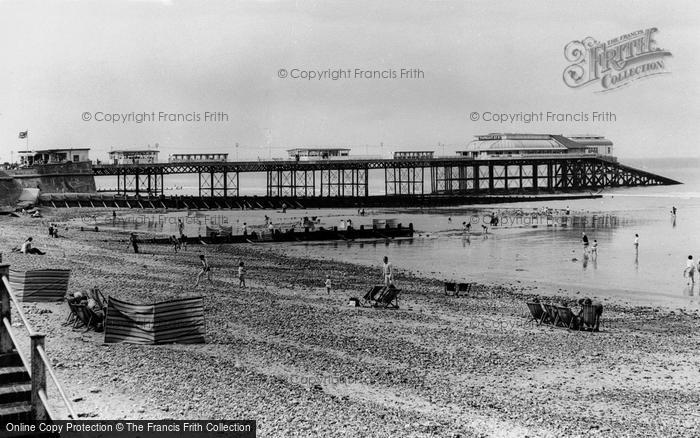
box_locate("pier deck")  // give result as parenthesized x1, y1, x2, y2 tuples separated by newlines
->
(89, 155, 680, 203)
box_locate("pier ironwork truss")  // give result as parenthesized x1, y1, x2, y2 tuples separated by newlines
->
(116, 169, 164, 196)
(95, 156, 679, 198)
(198, 169, 239, 197)
(319, 168, 368, 197)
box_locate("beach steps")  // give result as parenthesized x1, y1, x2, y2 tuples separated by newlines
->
(0, 351, 32, 423)
(0, 351, 56, 437)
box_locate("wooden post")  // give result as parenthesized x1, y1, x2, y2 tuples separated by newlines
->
(30, 333, 48, 420)
(0, 264, 11, 354)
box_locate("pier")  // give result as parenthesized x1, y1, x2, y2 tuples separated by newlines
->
(83, 155, 680, 209)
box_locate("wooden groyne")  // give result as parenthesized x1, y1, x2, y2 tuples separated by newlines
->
(130, 224, 414, 245)
(40, 192, 602, 210)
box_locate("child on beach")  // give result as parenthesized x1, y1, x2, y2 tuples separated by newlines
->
(685, 256, 696, 284)
(171, 235, 180, 252)
(325, 275, 332, 295)
(238, 261, 246, 288)
(129, 233, 139, 254)
(382, 256, 394, 286)
(591, 240, 598, 258)
(195, 254, 213, 287)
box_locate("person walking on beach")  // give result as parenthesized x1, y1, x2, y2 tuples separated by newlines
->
(325, 275, 332, 295)
(591, 239, 598, 259)
(685, 255, 696, 284)
(634, 234, 639, 250)
(238, 261, 246, 288)
(129, 233, 139, 254)
(382, 256, 394, 286)
(582, 232, 589, 254)
(177, 218, 184, 236)
(195, 254, 213, 287)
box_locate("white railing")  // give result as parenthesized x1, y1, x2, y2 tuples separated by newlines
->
(0, 265, 77, 420)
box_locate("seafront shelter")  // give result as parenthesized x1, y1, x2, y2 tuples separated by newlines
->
(286, 148, 351, 160)
(168, 153, 229, 163)
(394, 151, 434, 159)
(109, 149, 160, 165)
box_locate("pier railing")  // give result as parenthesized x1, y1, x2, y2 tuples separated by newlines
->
(0, 264, 77, 420)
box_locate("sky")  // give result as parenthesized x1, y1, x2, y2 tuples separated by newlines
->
(0, 0, 698, 163)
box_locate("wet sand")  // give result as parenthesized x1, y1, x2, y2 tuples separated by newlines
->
(2, 209, 700, 437)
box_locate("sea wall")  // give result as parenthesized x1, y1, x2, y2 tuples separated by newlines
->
(0, 171, 23, 206)
(9, 162, 96, 193)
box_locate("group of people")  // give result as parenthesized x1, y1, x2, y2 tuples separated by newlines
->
(47, 223, 60, 238)
(339, 219, 354, 230)
(581, 232, 643, 259)
(580, 232, 599, 258)
(193, 254, 246, 289)
(532, 296, 603, 331)
(460, 221, 488, 235)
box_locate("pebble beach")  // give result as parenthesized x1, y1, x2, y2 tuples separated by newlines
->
(2, 209, 700, 437)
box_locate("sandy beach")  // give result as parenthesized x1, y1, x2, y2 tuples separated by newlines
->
(2, 209, 700, 437)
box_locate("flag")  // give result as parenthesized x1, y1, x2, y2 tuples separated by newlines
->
(18, 131, 28, 139)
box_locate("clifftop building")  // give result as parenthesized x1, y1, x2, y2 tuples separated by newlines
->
(17, 148, 91, 166)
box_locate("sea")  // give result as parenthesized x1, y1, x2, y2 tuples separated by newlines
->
(95, 157, 700, 309)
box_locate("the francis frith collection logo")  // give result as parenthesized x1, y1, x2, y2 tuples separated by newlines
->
(563, 27, 672, 92)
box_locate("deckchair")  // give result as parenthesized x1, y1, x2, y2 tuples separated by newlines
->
(555, 306, 579, 330)
(65, 299, 104, 332)
(579, 304, 601, 332)
(362, 285, 386, 307)
(526, 302, 546, 325)
(457, 283, 473, 297)
(64, 301, 90, 330)
(84, 306, 105, 332)
(89, 288, 107, 310)
(542, 303, 560, 326)
(444, 282, 457, 296)
(374, 286, 401, 309)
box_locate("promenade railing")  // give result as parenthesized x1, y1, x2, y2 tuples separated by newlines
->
(0, 264, 77, 420)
